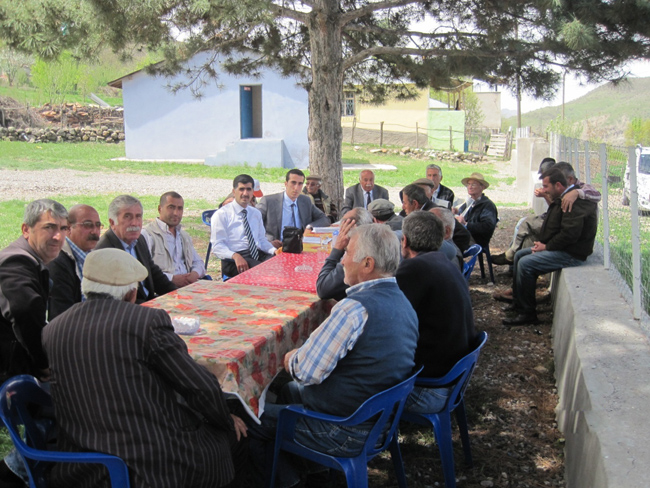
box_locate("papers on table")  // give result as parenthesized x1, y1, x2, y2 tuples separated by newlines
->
(310, 227, 334, 233)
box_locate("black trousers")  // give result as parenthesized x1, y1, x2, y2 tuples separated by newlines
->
(221, 249, 273, 277)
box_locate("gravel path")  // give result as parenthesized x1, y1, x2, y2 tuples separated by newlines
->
(0, 167, 528, 206)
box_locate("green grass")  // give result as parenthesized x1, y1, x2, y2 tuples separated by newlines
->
(0, 84, 123, 107)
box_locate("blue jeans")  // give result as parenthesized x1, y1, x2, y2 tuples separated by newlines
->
(404, 386, 451, 414)
(248, 382, 372, 488)
(512, 248, 584, 314)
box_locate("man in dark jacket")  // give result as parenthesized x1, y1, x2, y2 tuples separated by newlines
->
(455, 172, 498, 249)
(503, 168, 598, 325)
(95, 194, 177, 303)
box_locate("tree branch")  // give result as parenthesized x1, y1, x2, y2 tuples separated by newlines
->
(268, 3, 308, 23)
(340, 0, 421, 25)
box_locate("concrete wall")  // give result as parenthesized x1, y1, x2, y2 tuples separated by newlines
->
(475, 92, 501, 130)
(516, 137, 550, 206)
(552, 256, 650, 488)
(120, 52, 309, 167)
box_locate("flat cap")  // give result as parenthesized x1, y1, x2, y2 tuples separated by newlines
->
(367, 198, 395, 216)
(413, 177, 435, 188)
(306, 174, 322, 181)
(83, 248, 148, 286)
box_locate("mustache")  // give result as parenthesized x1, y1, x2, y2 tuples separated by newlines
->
(87, 234, 100, 241)
(126, 226, 141, 232)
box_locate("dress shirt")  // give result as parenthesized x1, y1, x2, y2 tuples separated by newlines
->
(142, 219, 206, 280)
(288, 277, 396, 385)
(211, 201, 276, 259)
(118, 235, 149, 296)
(281, 192, 302, 237)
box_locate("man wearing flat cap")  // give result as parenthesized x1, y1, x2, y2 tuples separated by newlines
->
(368, 199, 403, 231)
(302, 175, 338, 223)
(454, 172, 498, 251)
(43, 249, 248, 488)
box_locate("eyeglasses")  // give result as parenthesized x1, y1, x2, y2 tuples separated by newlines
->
(73, 221, 104, 230)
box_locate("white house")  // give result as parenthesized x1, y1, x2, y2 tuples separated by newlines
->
(108, 52, 309, 168)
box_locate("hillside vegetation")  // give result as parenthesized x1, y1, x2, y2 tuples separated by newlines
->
(503, 77, 650, 145)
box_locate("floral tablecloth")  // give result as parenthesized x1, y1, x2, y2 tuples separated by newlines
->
(227, 251, 329, 294)
(143, 280, 334, 418)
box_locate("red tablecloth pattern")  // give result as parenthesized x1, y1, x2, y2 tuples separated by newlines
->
(143, 280, 333, 416)
(227, 251, 329, 294)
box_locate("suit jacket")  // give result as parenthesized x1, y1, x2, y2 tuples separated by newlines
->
(43, 298, 236, 488)
(433, 184, 456, 208)
(95, 229, 177, 302)
(257, 192, 330, 242)
(341, 183, 390, 215)
(47, 241, 82, 321)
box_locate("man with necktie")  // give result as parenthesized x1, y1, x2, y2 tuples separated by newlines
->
(340, 169, 390, 215)
(211, 174, 279, 276)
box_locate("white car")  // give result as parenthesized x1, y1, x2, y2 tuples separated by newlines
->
(622, 145, 650, 210)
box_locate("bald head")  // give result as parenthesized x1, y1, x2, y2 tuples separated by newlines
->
(359, 170, 375, 193)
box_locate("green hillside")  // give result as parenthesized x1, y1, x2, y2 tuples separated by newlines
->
(503, 77, 650, 145)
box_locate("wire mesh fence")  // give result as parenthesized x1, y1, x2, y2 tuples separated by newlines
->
(551, 133, 650, 331)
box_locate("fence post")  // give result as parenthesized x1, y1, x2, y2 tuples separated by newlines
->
(600, 143, 610, 270)
(627, 146, 643, 319)
(415, 122, 419, 148)
(380, 121, 384, 147)
(449, 126, 453, 151)
(574, 138, 580, 179)
(351, 117, 356, 145)
(584, 141, 591, 184)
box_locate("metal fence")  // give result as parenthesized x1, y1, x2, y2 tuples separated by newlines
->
(550, 133, 650, 329)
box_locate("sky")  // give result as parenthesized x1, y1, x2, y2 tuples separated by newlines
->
(497, 60, 650, 113)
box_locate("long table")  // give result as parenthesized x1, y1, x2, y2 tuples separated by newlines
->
(143, 280, 334, 419)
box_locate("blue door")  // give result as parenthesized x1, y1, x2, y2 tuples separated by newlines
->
(240, 86, 253, 139)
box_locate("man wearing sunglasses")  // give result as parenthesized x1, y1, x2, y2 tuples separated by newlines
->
(48, 204, 103, 320)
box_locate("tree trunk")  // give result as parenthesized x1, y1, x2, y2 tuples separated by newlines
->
(307, 0, 345, 212)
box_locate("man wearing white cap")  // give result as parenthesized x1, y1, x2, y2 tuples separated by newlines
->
(454, 172, 498, 250)
(43, 249, 248, 488)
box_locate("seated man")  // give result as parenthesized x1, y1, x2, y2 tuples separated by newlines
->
(430, 207, 464, 271)
(257, 169, 330, 247)
(401, 184, 435, 215)
(212, 174, 278, 277)
(368, 198, 403, 231)
(302, 174, 338, 223)
(503, 167, 598, 325)
(492, 160, 601, 265)
(251, 224, 418, 487)
(48, 204, 102, 320)
(396, 211, 477, 412)
(43, 249, 247, 488)
(426, 163, 455, 209)
(96, 194, 177, 302)
(315, 208, 374, 301)
(455, 172, 498, 250)
(142, 191, 206, 287)
(340, 169, 389, 215)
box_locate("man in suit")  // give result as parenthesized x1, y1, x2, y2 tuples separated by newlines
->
(48, 204, 102, 320)
(340, 169, 389, 215)
(503, 168, 598, 325)
(426, 163, 455, 208)
(396, 211, 477, 413)
(142, 191, 206, 287)
(43, 249, 247, 488)
(95, 194, 176, 302)
(257, 169, 330, 247)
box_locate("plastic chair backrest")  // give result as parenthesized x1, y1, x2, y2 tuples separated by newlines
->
(0, 375, 130, 488)
(202, 209, 216, 227)
(413, 331, 488, 412)
(462, 244, 482, 281)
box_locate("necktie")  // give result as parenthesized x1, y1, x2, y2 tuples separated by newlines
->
(241, 209, 259, 261)
(366, 191, 372, 208)
(290, 203, 297, 227)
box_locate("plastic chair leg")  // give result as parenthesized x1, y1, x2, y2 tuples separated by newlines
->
(454, 401, 473, 467)
(432, 413, 457, 488)
(342, 459, 368, 488)
(204, 242, 212, 270)
(389, 435, 408, 488)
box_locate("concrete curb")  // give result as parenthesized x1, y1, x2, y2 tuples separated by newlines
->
(552, 257, 650, 488)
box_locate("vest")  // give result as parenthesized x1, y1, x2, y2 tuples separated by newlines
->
(302, 280, 418, 417)
(144, 221, 196, 276)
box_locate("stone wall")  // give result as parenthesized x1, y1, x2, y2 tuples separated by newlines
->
(0, 126, 125, 143)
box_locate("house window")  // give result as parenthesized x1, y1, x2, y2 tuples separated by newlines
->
(342, 92, 355, 116)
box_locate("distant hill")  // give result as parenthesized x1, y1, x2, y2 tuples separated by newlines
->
(502, 77, 650, 146)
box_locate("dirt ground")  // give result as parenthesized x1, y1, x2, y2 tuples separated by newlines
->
(350, 207, 565, 488)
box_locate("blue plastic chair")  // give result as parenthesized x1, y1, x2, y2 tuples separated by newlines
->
(0, 375, 130, 488)
(201, 209, 216, 270)
(268, 367, 423, 488)
(462, 244, 482, 282)
(400, 332, 488, 488)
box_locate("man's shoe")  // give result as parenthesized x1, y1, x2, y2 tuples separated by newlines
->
(491, 252, 514, 265)
(502, 304, 519, 312)
(503, 314, 539, 326)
